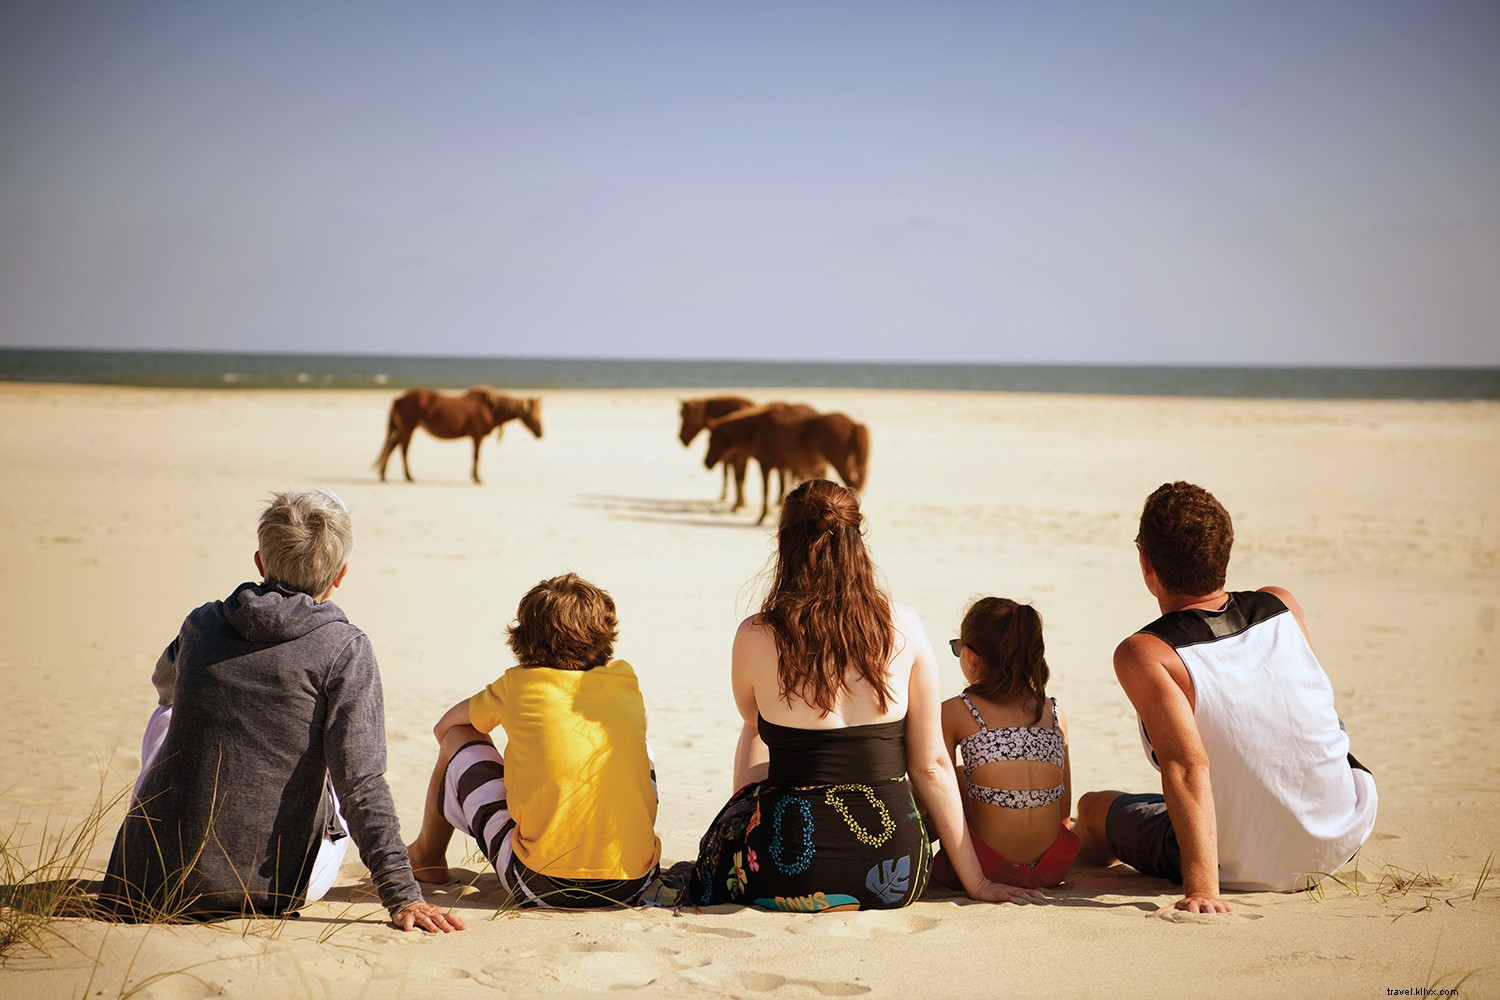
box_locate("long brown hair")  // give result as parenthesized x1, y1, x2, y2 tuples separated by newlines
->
(960, 597, 1049, 724)
(762, 479, 894, 715)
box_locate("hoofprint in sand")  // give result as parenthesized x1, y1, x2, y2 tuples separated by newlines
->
(2, 383, 1496, 998)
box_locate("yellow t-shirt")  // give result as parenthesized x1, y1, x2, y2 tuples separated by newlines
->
(468, 659, 660, 880)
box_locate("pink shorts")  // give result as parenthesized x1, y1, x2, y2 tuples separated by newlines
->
(932, 823, 1080, 890)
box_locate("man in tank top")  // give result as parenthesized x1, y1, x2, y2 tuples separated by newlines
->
(1075, 482, 1378, 914)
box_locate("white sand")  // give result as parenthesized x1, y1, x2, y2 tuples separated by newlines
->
(2, 382, 1496, 998)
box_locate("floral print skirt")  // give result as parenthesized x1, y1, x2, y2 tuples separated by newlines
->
(689, 776, 930, 912)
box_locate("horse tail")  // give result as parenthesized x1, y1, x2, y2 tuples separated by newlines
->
(374, 398, 401, 469)
(375, 391, 420, 471)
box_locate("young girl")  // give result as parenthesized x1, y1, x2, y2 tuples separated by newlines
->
(931, 597, 1079, 890)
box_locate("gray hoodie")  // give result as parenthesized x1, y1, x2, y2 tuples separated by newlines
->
(99, 582, 424, 919)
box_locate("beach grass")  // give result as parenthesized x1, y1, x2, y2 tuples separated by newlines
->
(1470, 851, 1492, 902)
(0, 779, 124, 959)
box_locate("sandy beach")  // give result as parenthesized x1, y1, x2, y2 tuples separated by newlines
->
(2, 381, 1496, 998)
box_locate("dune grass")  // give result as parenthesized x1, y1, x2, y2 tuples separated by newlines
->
(0, 779, 124, 960)
(1302, 850, 1499, 912)
(1300, 852, 1494, 997)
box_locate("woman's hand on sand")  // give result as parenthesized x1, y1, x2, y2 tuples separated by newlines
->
(391, 900, 467, 933)
(1174, 893, 1232, 914)
(969, 877, 1047, 904)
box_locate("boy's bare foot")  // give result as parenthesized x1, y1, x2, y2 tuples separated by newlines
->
(407, 841, 452, 884)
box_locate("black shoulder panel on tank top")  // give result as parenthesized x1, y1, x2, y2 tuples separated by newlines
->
(1138, 590, 1289, 650)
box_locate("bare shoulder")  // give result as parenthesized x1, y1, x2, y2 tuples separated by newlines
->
(1112, 631, 1187, 697)
(939, 694, 968, 724)
(735, 614, 774, 639)
(939, 695, 973, 745)
(733, 616, 778, 667)
(890, 600, 924, 630)
(1113, 630, 1167, 672)
(890, 601, 932, 647)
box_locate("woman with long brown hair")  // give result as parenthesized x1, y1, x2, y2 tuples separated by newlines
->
(688, 480, 1043, 910)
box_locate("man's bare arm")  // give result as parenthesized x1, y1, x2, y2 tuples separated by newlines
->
(1114, 633, 1231, 914)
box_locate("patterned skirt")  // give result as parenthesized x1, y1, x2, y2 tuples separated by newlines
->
(689, 776, 930, 912)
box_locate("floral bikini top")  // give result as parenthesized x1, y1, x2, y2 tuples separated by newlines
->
(957, 694, 1066, 810)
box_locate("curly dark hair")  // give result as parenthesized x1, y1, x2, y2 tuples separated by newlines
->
(1137, 482, 1233, 596)
(507, 573, 618, 671)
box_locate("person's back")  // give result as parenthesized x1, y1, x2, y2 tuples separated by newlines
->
(406, 573, 660, 909)
(474, 658, 659, 886)
(689, 480, 1044, 911)
(934, 598, 1078, 890)
(1077, 481, 1377, 914)
(1139, 588, 1376, 890)
(102, 584, 369, 917)
(100, 489, 459, 932)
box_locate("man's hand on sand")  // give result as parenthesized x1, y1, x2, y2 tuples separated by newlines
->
(1174, 893, 1232, 914)
(392, 900, 466, 933)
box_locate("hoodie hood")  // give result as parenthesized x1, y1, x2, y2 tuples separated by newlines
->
(221, 581, 348, 643)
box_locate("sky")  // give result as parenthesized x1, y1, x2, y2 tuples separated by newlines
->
(1, 1, 1497, 366)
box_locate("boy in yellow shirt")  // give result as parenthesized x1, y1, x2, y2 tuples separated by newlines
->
(406, 573, 660, 906)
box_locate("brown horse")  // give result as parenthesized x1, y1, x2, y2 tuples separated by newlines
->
(704, 403, 826, 524)
(678, 395, 754, 506)
(798, 412, 870, 492)
(375, 387, 542, 484)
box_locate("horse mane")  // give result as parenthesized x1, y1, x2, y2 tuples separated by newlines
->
(485, 390, 530, 420)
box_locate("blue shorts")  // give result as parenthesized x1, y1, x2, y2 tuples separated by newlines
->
(1106, 792, 1182, 883)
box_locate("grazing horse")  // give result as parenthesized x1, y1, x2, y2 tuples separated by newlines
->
(798, 412, 870, 492)
(704, 403, 826, 524)
(678, 395, 754, 507)
(375, 387, 542, 484)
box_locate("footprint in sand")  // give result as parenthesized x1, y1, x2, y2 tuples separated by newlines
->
(475, 948, 684, 992)
(787, 912, 941, 939)
(681, 967, 872, 996)
(679, 923, 756, 939)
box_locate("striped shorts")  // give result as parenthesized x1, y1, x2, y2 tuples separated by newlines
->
(441, 739, 654, 908)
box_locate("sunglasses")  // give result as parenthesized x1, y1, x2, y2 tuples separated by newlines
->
(949, 639, 966, 657)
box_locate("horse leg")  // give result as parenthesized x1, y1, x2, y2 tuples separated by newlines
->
(470, 435, 483, 484)
(719, 461, 730, 502)
(398, 425, 416, 482)
(756, 460, 773, 525)
(376, 425, 398, 482)
(732, 453, 748, 511)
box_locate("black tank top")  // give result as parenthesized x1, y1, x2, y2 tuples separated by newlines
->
(759, 714, 908, 784)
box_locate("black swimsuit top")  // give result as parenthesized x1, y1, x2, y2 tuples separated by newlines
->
(759, 714, 908, 785)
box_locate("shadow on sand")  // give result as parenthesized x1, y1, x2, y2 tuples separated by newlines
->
(576, 494, 771, 529)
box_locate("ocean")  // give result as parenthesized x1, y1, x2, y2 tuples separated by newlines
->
(1, 348, 1496, 400)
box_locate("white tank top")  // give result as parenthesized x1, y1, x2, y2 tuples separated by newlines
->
(1138, 591, 1378, 891)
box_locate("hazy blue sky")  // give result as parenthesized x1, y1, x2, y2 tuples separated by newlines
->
(2, 1, 1496, 365)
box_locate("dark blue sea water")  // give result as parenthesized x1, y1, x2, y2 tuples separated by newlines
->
(1, 349, 1496, 400)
